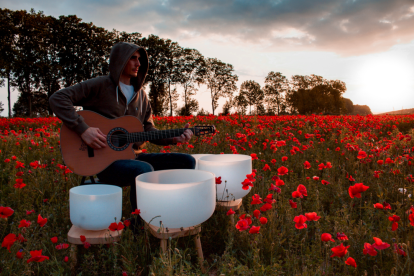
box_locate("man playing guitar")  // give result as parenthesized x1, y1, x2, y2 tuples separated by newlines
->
(50, 42, 195, 232)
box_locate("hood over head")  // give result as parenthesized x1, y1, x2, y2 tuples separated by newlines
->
(109, 42, 148, 92)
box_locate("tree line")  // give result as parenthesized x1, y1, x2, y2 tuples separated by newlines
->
(0, 8, 370, 118)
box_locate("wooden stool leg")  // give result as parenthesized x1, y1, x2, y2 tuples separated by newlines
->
(230, 214, 235, 225)
(160, 239, 167, 254)
(194, 234, 205, 273)
(70, 244, 78, 275)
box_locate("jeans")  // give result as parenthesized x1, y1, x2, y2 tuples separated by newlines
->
(94, 153, 196, 210)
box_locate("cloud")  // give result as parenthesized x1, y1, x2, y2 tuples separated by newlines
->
(2, 0, 414, 56)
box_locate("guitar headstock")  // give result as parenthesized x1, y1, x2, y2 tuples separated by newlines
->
(194, 125, 216, 136)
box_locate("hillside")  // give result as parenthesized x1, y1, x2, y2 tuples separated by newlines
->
(376, 108, 414, 115)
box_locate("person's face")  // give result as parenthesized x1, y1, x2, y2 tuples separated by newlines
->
(122, 51, 141, 79)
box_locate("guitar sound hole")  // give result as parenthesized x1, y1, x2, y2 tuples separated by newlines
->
(110, 131, 128, 148)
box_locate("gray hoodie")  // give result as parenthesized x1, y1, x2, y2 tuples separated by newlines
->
(49, 42, 174, 154)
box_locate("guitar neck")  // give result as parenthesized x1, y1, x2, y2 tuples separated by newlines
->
(128, 128, 195, 143)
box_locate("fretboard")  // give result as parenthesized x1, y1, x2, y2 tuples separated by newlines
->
(126, 128, 195, 143)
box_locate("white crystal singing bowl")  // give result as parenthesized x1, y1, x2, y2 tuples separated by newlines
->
(136, 169, 216, 228)
(70, 185, 122, 231)
(198, 154, 252, 201)
(191, 154, 213, 169)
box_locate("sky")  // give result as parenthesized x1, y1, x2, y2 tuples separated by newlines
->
(1, 0, 414, 116)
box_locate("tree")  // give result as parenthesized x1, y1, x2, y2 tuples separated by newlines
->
(177, 48, 205, 116)
(222, 100, 232, 115)
(263, 72, 288, 115)
(352, 105, 372, 115)
(0, 8, 18, 118)
(342, 98, 354, 114)
(13, 91, 48, 117)
(177, 98, 199, 116)
(233, 92, 248, 115)
(140, 34, 170, 116)
(204, 58, 238, 115)
(239, 80, 263, 115)
(0, 101, 4, 114)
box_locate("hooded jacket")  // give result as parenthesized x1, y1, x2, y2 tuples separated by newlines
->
(49, 42, 174, 154)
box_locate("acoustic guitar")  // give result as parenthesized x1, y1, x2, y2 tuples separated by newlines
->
(60, 110, 215, 176)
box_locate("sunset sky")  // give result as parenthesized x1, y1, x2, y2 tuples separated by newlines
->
(1, 0, 414, 116)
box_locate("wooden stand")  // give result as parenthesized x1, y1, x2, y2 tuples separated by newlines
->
(146, 223, 205, 273)
(216, 198, 243, 225)
(67, 225, 123, 275)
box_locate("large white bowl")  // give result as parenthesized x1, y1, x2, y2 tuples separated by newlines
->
(198, 154, 252, 201)
(136, 169, 216, 228)
(70, 184, 122, 231)
(191, 154, 213, 169)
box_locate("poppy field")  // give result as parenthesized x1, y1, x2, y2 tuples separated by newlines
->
(1, 114, 414, 275)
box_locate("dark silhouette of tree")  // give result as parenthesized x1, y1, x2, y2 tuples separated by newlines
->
(342, 98, 354, 114)
(352, 105, 372, 115)
(204, 58, 238, 115)
(13, 91, 48, 117)
(239, 80, 263, 115)
(177, 98, 199, 116)
(177, 48, 205, 116)
(0, 8, 18, 118)
(263, 72, 288, 115)
(233, 92, 248, 114)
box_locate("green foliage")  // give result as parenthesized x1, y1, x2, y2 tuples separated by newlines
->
(239, 80, 264, 115)
(352, 105, 372, 115)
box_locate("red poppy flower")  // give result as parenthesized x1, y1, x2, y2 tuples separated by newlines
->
(215, 177, 222, 184)
(385, 158, 394, 164)
(263, 194, 275, 204)
(345, 257, 357, 268)
(55, 243, 69, 250)
(15, 161, 25, 169)
(2, 233, 17, 252)
(131, 209, 141, 215)
(268, 184, 281, 193)
(250, 153, 258, 160)
(108, 222, 124, 232)
(305, 212, 321, 221)
(321, 180, 330, 185)
(388, 215, 400, 231)
(17, 234, 26, 243)
(293, 215, 307, 229)
(363, 242, 378, 256)
(37, 214, 47, 227)
(259, 217, 268, 225)
(14, 179, 26, 189)
(373, 203, 383, 209)
(226, 209, 235, 216)
(357, 151, 367, 159)
(292, 191, 302, 198)
(348, 175, 355, 181)
(304, 161, 311, 169)
(249, 226, 260, 234)
(383, 202, 391, 210)
(297, 184, 307, 197)
(251, 194, 263, 205)
(275, 179, 285, 186)
(51, 237, 58, 243)
(330, 243, 350, 258)
(27, 249, 49, 263)
(312, 176, 319, 181)
(282, 156, 288, 162)
(289, 200, 297, 208)
(372, 237, 390, 250)
(277, 166, 288, 176)
(325, 162, 332, 169)
(236, 219, 250, 231)
(26, 209, 35, 215)
(337, 232, 348, 240)
(377, 160, 384, 165)
(239, 214, 252, 225)
(16, 249, 25, 259)
(348, 183, 369, 198)
(318, 163, 325, 170)
(241, 179, 253, 190)
(253, 209, 260, 219)
(321, 233, 334, 242)
(124, 219, 131, 227)
(64, 256, 69, 262)
(0, 206, 14, 218)
(80, 235, 86, 243)
(394, 244, 407, 256)
(262, 164, 271, 171)
(18, 219, 31, 228)
(260, 203, 272, 212)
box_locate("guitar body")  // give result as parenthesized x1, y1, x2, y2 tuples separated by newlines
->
(60, 110, 143, 176)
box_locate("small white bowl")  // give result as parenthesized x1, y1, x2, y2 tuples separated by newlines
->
(136, 169, 216, 228)
(70, 184, 122, 231)
(198, 154, 252, 201)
